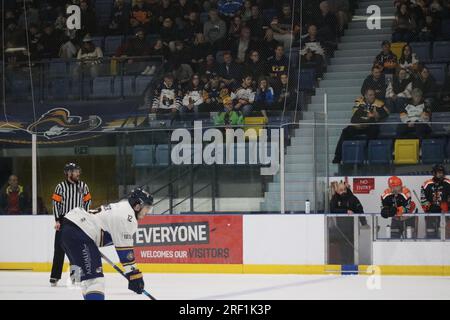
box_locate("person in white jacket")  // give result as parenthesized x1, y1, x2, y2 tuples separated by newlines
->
(385, 68, 413, 113)
(180, 74, 204, 117)
(231, 75, 255, 116)
(397, 88, 431, 138)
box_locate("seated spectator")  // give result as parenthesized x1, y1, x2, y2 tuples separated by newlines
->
(246, 5, 265, 40)
(227, 15, 244, 45)
(59, 34, 78, 59)
(330, 181, 368, 227)
(333, 89, 388, 163)
(327, 0, 351, 36)
(374, 41, 398, 75)
(398, 44, 419, 74)
(182, 11, 203, 42)
(74, 34, 103, 78)
(392, 4, 417, 42)
(214, 96, 244, 126)
(80, 0, 97, 36)
(202, 74, 225, 112)
(259, 28, 281, 60)
(301, 48, 325, 78)
(54, 7, 68, 31)
(108, 0, 130, 35)
(0, 175, 29, 215)
(150, 39, 170, 61)
(244, 50, 268, 83)
(231, 75, 256, 116)
(267, 45, 289, 80)
(275, 73, 297, 110)
(169, 40, 192, 66)
(172, 60, 194, 87)
(130, 0, 153, 34)
(38, 23, 62, 60)
(232, 27, 257, 64)
(397, 88, 431, 138)
(413, 66, 438, 106)
(240, 0, 253, 22)
(386, 68, 413, 113)
(198, 54, 218, 83)
(190, 33, 212, 72)
(315, 1, 338, 43)
(203, 9, 227, 50)
(181, 74, 204, 116)
(417, 14, 441, 41)
(301, 24, 326, 57)
(123, 28, 152, 58)
(255, 77, 275, 120)
(160, 17, 179, 52)
(361, 66, 387, 101)
(217, 51, 243, 89)
(151, 73, 182, 114)
(270, 3, 301, 49)
(173, 0, 197, 29)
(28, 24, 42, 61)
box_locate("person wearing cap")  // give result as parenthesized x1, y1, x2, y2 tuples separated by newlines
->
(374, 41, 398, 75)
(74, 34, 103, 78)
(50, 163, 92, 287)
(381, 176, 417, 239)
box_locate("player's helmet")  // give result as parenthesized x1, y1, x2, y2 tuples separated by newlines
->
(388, 176, 402, 188)
(128, 188, 153, 208)
(64, 162, 81, 174)
(432, 164, 446, 176)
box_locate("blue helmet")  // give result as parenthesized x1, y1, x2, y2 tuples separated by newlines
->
(128, 188, 153, 207)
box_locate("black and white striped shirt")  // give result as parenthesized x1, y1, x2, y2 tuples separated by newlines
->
(52, 180, 91, 221)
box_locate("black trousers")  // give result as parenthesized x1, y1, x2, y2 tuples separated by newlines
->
(334, 124, 379, 161)
(50, 228, 66, 280)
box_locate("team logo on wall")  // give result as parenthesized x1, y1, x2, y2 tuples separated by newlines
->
(27, 108, 102, 140)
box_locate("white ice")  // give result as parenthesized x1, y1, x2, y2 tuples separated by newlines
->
(1, 271, 450, 300)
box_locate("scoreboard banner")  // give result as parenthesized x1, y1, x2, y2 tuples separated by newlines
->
(134, 215, 243, 264)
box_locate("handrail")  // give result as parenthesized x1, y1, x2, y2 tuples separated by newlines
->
(160, 182, 213, 215)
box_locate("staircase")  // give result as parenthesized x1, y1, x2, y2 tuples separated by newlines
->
(260, 0, 395, 212)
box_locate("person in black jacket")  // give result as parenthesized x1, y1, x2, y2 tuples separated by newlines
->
(360, 65, 387, 101)
(330, 181, 368, 227)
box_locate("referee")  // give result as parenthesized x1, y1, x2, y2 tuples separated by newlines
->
(50, 163, 91, 286)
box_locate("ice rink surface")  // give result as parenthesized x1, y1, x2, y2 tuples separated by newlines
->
(1, 271, 450, 300)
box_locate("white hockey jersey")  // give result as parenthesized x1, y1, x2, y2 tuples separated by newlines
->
(65, 200, 137, 249)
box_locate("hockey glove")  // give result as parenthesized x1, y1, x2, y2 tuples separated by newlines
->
(126, 269, 144, 294)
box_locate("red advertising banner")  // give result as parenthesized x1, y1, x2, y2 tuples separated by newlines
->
(352, 178, 375, 194)
(134, 215, 243, 264)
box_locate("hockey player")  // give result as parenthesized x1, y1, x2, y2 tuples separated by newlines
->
(59, 188, 153, 300)
(420, 164, 450, 238)
(381, 176, 416, 238)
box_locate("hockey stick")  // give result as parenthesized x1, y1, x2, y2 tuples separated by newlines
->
(412, 190, 425, 213)
(100, 252, 157, 300)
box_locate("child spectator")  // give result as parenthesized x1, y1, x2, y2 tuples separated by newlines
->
(255, 77, 275, 120)
(181, 74, 204, 116)
(151, 73, 182, 114)
(214, 96, 244, 126)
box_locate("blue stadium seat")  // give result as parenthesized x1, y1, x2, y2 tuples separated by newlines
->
(104, 36, 124, 56)
(90, 36, 104, 51)
(92, 77, 113, 98)
(378, 114, 400, 138)
(113, 76, 135, 97)
(410, 42, 431, 63)
(421, 138, 446, 164)
(299, 69, 315, 91)
(133, 145, 155, 167)
(432, 41, 450, 63)
(342, 140, 366, 164)
(431, 112, 450, 136)
(368, 139, 393, 164)
(155, 145, 170, 166)
(426, 63, 446, 86)
(135, 76, 153, 95)
(49, 79, 70, 99)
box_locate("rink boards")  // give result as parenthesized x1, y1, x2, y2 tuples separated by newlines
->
(2, 215, 450, 276)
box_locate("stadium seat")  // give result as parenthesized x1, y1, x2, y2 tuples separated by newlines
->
(421, 139, 446, 164)
(113, 76, 135, 97)
(342, 140, 366, 164)
(135, 76, 153, 95)
(431, 112, 450, 136)
(378, 114, 400, 138)
(155, 145, 170, 166)
(368, 139, 393, 164)
(48, 79, 70, 99)
(426, 64, 447, 86)
(390, 42, 406, 59)
(409, 42, 431, 63)
(48, 60, 68, 78)
(441, 19, 450, 40)
(432, 41, 450, 63)
(104, 36, 124, 56)
(133, 145, 155, 167)
(92, 77, 113, 98)
(299, 69, 315, 91)
(394, 139, 419, 164)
